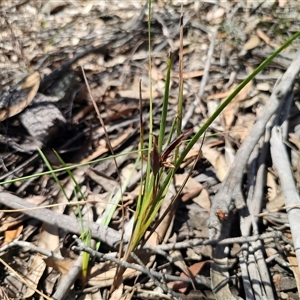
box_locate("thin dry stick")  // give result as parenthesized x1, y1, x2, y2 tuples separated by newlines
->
(241, 134, 273, 299)
(73, 237, 195, 286)
(143, 231, 282, 251)
(209, 50, 300, 234)
(209, 49, 300, 300)
(52, 253, 83, 300)
(0, 240, 64, 260)
(0, 199, 126, 213)
(0, 192, 123, 248)
(257, 203, 300, 217)
(130, 252, 182, 300)
(270, 125, 300, 270)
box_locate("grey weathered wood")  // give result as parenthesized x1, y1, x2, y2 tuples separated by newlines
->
(0, 192, 123, 249)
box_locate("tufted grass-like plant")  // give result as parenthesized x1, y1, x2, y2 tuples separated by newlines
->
(0, 1, 300, 295)
(111, 0, 300, 291)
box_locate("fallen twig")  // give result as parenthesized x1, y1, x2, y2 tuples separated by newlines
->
(209, 49, 300, 299)
(0, 193, 123, 248)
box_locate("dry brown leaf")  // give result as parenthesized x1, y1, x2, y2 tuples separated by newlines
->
(173, 70, 205, 79)
(0, 215, 23, 232)
(181, 186, 203, 202)
(110, 283, 123, 300)
(21, 228, 58, 298)
(144, 61, 205, 80)
(22, 168, 87, 296)
(81, 127, 134, 163)
(107, 107, 137, 122)
(87, 193, 110, 215)
(256, 82, 271, 91)
(0, 72, 40, 122)
(170, 250, 194, 290)
(175, 174, 203, 191)
(171, 251, 189, 272)
(25, 196, 47, 206)
(175, 174, 210, 207)
(168, 261, 210, 293)
(180, 148, 201, 169)
(256, 28, 271, 45)
(88, 262, 124, 287)
(88, 249, 154, 287)
(244, 17, 260, 34)
(224, 138, 235, 166)
(192, 188, 211, 211)
(222, 80, 252, 128)
(206, 7, 225, 23)
(0, 196, 45, 239)
(3, 224, 23, 246)
(266, 193, 285, 212)
(186, 248, 202, 261)
(230, 113, 255, 142)
(86, 169, 119, 193)
(38, 224, 60, 252)
(290, 133, 300, 150)
(210, 79, 252, 104)
(202, 143, 230, 181)
(106, 100, 137, 119)
(149, 63, 164, 81)
(207, 90, 231, 100)
(243, 35, 261, 51)
(118, 74, 159, 99)
(44, 257, 75, 275)
(23, 254, 46, 298)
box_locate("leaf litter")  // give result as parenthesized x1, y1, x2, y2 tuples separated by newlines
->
(0, 0, 300, 299)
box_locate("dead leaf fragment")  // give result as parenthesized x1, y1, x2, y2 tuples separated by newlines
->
(289, 133, 300, 150)
(256, 82, 270, 91)
(3, 224, 23, 246)
(193, 188, 211, 211)
(181, 186, 203, 202)
(168, 261, 210, 293)
(0, 72, 40, 122)
(45, 257, 75, 275)
(243, 35, 261, 51)
(256, 28, 271, 45)
(244, 17, 260, 34)
(23, 254, 46, 298)
(202, 143, 230, 181)
(110, 283, 123, 300)
(81, 127, 134, 163)
(206, 7, 225, 23)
